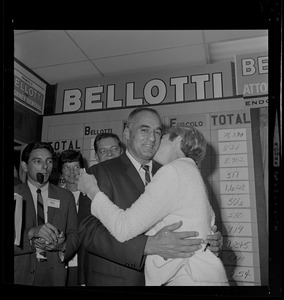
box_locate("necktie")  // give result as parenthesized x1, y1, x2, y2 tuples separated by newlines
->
(141, 165, 151, 186)
(36, 189, 45, 226)
(36, 188, 47, 261)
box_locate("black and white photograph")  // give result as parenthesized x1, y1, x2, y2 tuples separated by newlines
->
(2, 0, 282, 297)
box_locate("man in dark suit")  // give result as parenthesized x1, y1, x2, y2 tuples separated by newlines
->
(93, 132, 125, 162)
(14, 176, 22, 186)
(78, 107, 222, 286)
(77, 132, 125, 285)
(14, 142, 80, 286)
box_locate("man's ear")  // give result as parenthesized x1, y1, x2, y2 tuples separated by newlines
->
(124, 126, 130, 141)
(94, 152, 99, 161)
(21, 161, 28, 173)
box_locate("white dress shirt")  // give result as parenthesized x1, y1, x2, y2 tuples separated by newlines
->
(125, 149, 153, 185)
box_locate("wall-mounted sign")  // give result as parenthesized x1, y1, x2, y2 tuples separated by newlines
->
(14, 59, 47, 115)
(42, 97, 268, 285)
(235, 52, 268, 98)
(55, 62, 235, 114)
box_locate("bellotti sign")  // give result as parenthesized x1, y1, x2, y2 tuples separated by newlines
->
(54, 62, 235, 114)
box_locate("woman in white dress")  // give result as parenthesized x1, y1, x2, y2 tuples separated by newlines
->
(77, 125, 229, 286)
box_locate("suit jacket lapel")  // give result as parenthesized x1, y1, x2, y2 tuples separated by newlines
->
(120, 153, 145, 194)
(152, 159, 162, 176)
(22, 183, 37, 227)
(47, 184, 57, 223)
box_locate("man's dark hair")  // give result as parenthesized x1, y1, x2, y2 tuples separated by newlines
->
(127, 107, 162, 125)
(21, 142, 55, 163)
(94, 132, 123, 153)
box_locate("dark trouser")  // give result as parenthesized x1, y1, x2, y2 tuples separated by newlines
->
(67, 266, 79, 286)
(33, 261, 53, 286)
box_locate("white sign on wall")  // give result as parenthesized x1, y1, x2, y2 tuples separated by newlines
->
(14, 60, 47, 115)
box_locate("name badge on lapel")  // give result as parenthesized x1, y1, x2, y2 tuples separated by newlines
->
(48, 198, 60, 209)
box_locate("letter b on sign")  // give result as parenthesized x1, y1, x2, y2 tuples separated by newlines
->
(63, 89, 82, 112)
(242, 58, 256, 76)
(242, 56, 268, 76)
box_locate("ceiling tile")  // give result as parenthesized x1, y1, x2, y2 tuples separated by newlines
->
(209, 36, 268, 63)
(32, 61, 102, 84)
(204, 30, 268, 42)
(67, 30, 203, 59)
(94, 44, 206, 76)
(13, 30, 269, 85)
(14, 30, 87, 68)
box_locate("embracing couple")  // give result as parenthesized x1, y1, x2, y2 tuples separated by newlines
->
(77, 107, 228, 286)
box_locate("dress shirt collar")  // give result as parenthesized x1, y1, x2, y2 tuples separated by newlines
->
(125, 149, 153, 174)
(27, 180, 49, 194)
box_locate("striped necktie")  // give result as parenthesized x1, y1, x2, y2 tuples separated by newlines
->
(141, 165, 151, 186)
(36, 188, 47, 261)
(36, 189, 45, 226)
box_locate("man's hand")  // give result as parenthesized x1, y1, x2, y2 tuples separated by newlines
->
(34, 232, 66, 252)
(204, 224, 223, 256)
(44, 232, 66, 252)
(144, 221, 203, 259)
(28, 223, 59, 244)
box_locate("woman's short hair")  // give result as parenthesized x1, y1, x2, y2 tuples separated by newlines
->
(167, 125, 207, 165)
(57, 150, 85, 173)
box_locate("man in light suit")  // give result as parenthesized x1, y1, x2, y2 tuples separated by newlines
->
(14, 142, 80, 286)
(78, 107, 222, 286)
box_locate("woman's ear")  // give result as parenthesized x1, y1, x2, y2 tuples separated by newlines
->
(175, 135, 182, 144)
(174, 136, 183, 151)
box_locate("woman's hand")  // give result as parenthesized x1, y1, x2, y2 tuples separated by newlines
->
(76, 168, 101, 200)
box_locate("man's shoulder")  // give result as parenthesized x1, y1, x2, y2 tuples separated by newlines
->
(14, 182, 29, 193)
(88, 163, 97, 174)
(88, 153, 127, 174)
(14, 177, 22, 187)
(49, 183, 73, 197)
(152, 160, 163, 172)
